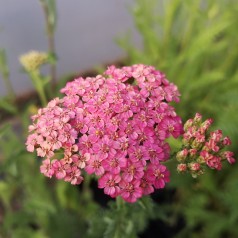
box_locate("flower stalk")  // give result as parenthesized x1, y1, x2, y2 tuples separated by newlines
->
(0, 49, 16, 99)
(19, 51, 49, 106)
(29, 71, 48, 106)
(39, 0, 57, 88)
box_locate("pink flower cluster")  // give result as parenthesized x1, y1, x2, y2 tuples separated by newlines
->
(176, 113, 235, 177)
(26, 64, 183, 202)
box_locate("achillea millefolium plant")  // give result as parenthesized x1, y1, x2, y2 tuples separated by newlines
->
(26, 64, 235, 205)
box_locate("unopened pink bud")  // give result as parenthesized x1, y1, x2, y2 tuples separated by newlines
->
(177, 164, 187, 173)
(176, 149, 189, 162)
(227, 157, 236, 164)
(184, 119, 193, 131)
(189, 162, 200, 171)
(206, 139, 219, 152)
(210, 130, 223, 142)
(191, 138, 203, 150)
(223, 151, 236, 164)
(200, 118, 213, 133)
(194, 113, 202, 124)
(206, 155, 222, 170)
(189, 148, 198, 159)
(222, 136, 232, 146)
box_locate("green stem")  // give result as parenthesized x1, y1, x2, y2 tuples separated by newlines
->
(39, 0, 57, 89)
(116, 196, 125, 211)
(0, 49, 16, 99)
(162, 159, 175, 165)
(113, 197, 126, 238)
(83, 173, 92, 200)
(30, 71, 48, 106)
(38, 83, 48, 106)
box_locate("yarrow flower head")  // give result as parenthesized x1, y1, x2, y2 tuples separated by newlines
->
(176, 113, 236, 177)
(19, 50, 48, 72)
(26, 64, 183, 202)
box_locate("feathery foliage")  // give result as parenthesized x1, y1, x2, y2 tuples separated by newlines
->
(119, 0, 238, 237)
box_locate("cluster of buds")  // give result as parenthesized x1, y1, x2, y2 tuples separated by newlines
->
(19, 50, 48, 72)
(26, 64, 183, 203)
(176, 113, 235, 177)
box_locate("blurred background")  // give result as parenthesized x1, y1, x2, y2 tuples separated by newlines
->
(0, 0, 140, 96)
(0, 0, 238, 238)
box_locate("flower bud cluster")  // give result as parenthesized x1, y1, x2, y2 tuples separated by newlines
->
(176, 113, 235, 177)
(26, 64, 183, 202)
(19, 51, 48, 72)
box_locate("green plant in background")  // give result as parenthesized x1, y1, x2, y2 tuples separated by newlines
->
(0, 49, 15, 100)
(0, 49, 17, 116)
(121, 0, 238, 142)
(119, 0, 238, 237)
